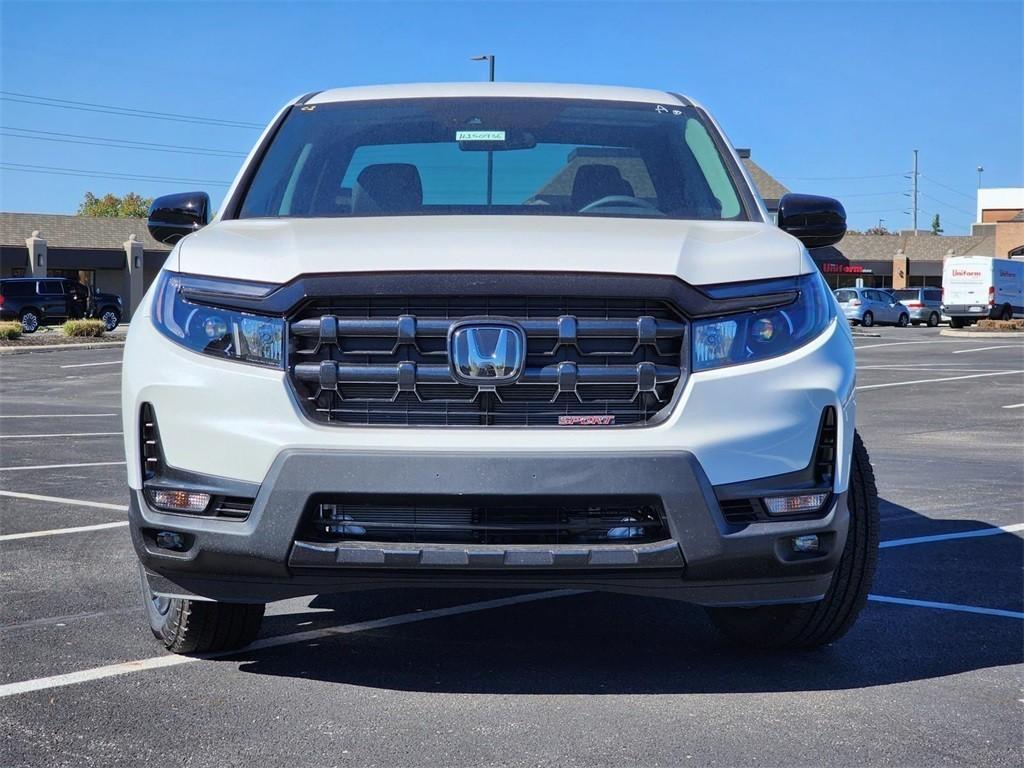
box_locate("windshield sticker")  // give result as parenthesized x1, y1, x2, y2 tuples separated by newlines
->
(456, 130, 506, 141)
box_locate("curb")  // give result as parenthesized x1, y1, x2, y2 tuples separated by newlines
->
(939, 329, 1024, 339)
(851, 332, 882, 338)
(0, 342, 125, 355)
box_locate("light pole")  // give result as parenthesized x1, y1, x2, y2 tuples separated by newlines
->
(976, 165, 984, 190)
(470, 54, 495, 82)
(470, 54, 496, 205)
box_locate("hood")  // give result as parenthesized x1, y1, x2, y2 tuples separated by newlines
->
(177, 215, 811, 287)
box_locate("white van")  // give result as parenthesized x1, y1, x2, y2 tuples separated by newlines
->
(942, 256, 1023, 327)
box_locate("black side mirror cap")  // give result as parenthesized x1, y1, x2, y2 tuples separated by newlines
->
(777, 193, 846, 249)
(147, 192, 211, 245)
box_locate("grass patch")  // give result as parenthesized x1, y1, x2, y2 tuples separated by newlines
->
(975, 319, 1024, 331)
(0, 321, 22, 340)
(63, 319, 107, 337)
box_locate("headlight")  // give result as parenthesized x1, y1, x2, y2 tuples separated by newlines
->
(152, 272, 284, 368)
(692, 272, 834, 371)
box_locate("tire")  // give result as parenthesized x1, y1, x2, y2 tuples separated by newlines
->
(949, 317, 965, 329)
(706, 431, 880, 649)
(19, 309, 40, 334)
(99, 307, 120, 331)
(896, 313, 909, 328)
(138, 564, 264, 654)
(1000, 305, 1012, 321)
(860, 311, 874, 328)
(927, 312, 940, 328)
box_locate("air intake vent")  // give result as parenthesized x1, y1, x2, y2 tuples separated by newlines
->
(304, 494, 668, 545)
(718, 498, 761, 525)
(139, 403, 162, 480)
(814, 407, 837, 485)
(211, 497, 255, 520)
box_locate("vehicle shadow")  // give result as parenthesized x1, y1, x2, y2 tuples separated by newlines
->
(232, 498, 1023, 694)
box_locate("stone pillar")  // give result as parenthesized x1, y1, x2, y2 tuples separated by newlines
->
(124, 234, 145, 321)
(25, 230, 46, 277)
(891, 248, 909, 289)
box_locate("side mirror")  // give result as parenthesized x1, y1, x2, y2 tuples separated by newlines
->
(147, 191, 211, 245)
(777, 193, 846, 249)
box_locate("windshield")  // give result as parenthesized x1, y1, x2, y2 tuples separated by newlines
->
(236, 98, 749, 221)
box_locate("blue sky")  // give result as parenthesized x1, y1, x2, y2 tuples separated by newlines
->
(1, 0, 1020, 233)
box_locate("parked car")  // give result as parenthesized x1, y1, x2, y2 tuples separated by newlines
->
(75, 281, 124, 331)
(890, 287, 944, 327)
(0, 277, 123, 332)
(833, 287, 910, 327)
(941, 256, 1023, 328)
(126, 82, 879, 655)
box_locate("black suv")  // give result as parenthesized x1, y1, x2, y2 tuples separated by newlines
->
(0, 277, 123, 333)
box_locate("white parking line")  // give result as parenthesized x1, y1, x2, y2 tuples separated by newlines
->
(0, 521, 128, 542)
(0, 413, 117, 419)
(854, 340, 985, 350)
(1003, 403, 1024, 409)
(0, 432, 121, 440)
(856, 370, 1023, 391)
(951, 345, 1022, 354)
(0, 460, 125, 472)
(0, 589, 582, 698)
(868, 595, 1024, 620)
(880, 523, 1024, 548)
(0, 490, 128, 511)
(59, 360, 122, 369)
(0, 607, 139, 635)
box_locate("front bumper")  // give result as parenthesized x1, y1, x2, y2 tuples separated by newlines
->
(133, 449, 847, 607)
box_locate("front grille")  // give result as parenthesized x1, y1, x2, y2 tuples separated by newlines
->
(288, 296, 687, 426)
(304, 494, 668, 545)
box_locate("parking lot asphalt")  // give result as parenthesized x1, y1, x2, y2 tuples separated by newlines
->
(1, 326, 1022, 768)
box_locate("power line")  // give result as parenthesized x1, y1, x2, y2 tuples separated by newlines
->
(0, 91, 263, 129)
(917, 190, 974, 218)
(847, 208, 907, 215)
(0, 162, 232, 186)
(833, 190, 905, 198)
(1, 126, 247, 158)
(920, 174, 976, 201)
(777, 172, 905, 181)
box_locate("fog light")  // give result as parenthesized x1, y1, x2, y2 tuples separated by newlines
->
(149, 489, 211, 513)
(763, 492, 829, 516)
(155, 531, 186, 551)
(792, 534, 820, 553)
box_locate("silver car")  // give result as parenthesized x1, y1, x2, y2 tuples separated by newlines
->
(833, 287, 910, 327)
(890, 288, 944, 327)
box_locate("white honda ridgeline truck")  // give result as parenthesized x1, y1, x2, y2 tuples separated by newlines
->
(126, 83, 878, 653)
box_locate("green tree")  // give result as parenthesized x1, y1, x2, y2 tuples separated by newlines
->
(77, 191, 153, 218)
(864, 225, 893, 236)
(931, 213, 943, 235)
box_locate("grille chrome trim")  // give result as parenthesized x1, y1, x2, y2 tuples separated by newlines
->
(287, 293, 688, 427)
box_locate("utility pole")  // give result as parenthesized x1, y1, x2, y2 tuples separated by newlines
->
(911, 149, 919, 236)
